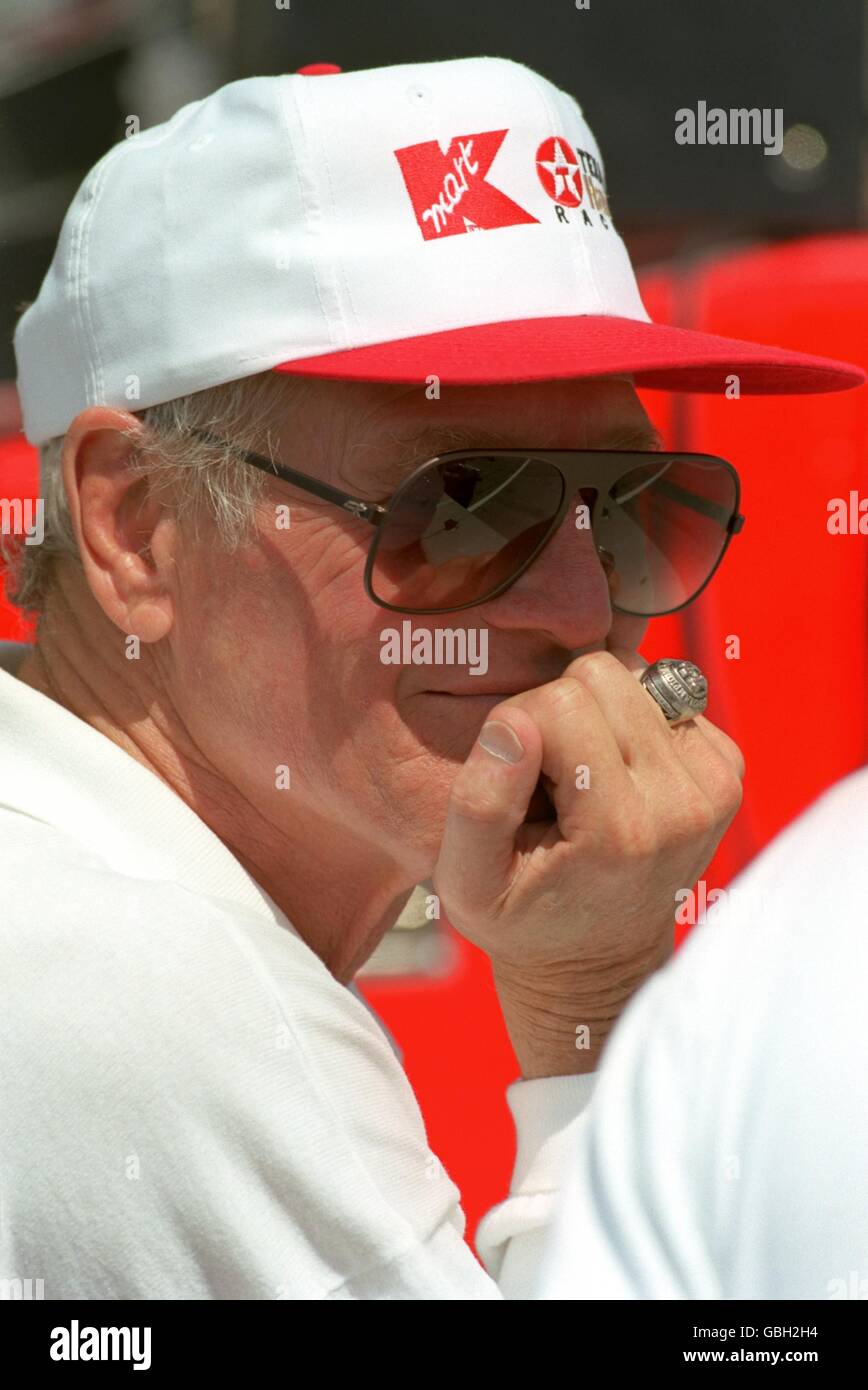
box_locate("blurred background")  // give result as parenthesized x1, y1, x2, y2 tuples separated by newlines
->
(2, 0, 867, 1246)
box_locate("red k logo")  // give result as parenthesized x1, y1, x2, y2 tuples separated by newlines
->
(394, 130, 538, 240)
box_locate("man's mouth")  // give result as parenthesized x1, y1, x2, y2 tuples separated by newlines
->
(422, 686, 531, 699)
(422, 690, 557, 822)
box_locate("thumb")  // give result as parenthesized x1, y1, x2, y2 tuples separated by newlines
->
(433, 705, 542, 918)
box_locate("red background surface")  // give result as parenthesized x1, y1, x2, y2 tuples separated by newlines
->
(2, 233, 866, 1250)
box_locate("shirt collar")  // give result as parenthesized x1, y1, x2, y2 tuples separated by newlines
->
(0, 651, 285, 925)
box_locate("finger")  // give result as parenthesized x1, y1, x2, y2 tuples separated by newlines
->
(612, 646, 745, 780)
(433, 705, 542, 913)
(504, 674, 634, 836)
(576, 650, 744, 822)
(564, 648, 673, 768)
(686, 715, 746, 780)
(665, 718, 745, 812)
(606, 611, 648, 657)
(605, 633, 649, 673)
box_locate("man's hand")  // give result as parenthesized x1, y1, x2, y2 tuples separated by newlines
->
(432, 650, 744, 1077)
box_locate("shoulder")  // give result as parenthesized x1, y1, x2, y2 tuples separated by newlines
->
(0, 809, 460, 1297)
(0, 805, 394, 1084)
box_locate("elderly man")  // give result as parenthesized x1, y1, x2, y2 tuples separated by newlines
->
(1, 56, 862, 1300)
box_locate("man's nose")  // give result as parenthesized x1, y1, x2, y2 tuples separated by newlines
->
(477, 508, 613, 648)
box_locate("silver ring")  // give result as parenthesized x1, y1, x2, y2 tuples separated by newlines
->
(640, 658, 708, 725)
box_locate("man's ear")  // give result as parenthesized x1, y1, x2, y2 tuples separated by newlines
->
(61, 406, 180, 643)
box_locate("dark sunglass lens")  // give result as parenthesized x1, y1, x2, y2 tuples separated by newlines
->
(593, 457, 737, 615)
(369, 456, 564, 611)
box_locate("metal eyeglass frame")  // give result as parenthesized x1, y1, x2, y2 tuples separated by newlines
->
(190, 429, 744, 617)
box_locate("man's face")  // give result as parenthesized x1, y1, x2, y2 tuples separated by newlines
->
(166, 375, 657, 882)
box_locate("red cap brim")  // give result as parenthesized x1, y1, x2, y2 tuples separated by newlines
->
(273, 314, 864, 394)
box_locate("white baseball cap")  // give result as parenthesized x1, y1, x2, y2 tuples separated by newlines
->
(13, 55, 864, 445)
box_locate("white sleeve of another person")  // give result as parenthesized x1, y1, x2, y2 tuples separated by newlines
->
(534, 767, 868, 1300)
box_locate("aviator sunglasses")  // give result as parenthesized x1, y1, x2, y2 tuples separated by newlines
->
(191, 430, 744, 618)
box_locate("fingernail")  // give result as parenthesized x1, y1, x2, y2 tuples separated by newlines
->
(478, 721, 524, 764)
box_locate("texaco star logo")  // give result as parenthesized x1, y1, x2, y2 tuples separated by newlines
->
(535, 136, 583, 207)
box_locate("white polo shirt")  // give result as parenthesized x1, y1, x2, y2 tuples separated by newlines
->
(0, 644, 594, 1300)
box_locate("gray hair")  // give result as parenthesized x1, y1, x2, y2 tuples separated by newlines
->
(2, 370, 302, 619)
